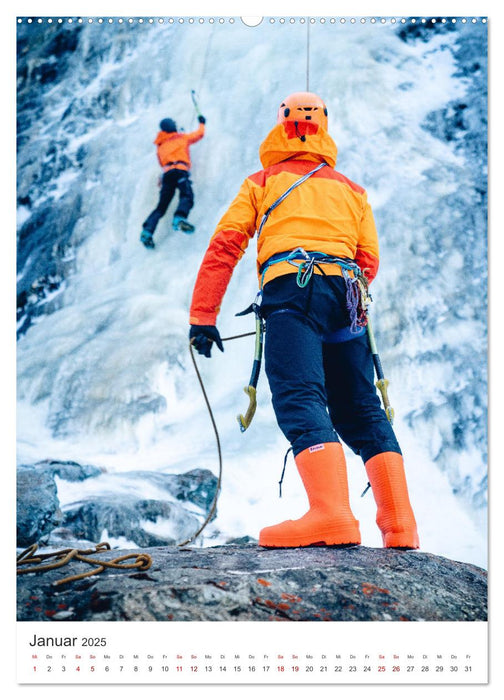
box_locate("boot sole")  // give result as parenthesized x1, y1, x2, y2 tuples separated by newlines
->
(383, 531, 420, 549)
(260, 541, 360, 549)
(259, 526, 361, 548)
(174, 222, 195, 233)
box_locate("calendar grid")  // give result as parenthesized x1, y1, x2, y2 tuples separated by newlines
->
(17, 620, 488, 684)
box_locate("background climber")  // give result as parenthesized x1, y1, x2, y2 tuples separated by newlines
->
(188, 91, 419, 551)
(140, 114, 206, 248)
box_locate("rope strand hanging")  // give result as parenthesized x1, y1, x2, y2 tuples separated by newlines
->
(190, 24, 214, 127)
(306, 18, 311, 91)
(180, 330, 256, 546)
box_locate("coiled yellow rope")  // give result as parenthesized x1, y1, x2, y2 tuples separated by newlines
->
(16, 542, 152, 586)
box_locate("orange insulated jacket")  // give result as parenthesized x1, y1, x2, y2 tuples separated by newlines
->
(190, 120, 379, 326)
(155, 123, 205, 171)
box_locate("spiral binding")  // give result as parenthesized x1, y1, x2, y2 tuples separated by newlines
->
(17, 17, 488, 25)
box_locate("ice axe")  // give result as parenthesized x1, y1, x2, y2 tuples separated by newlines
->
(235, 300, 264, 432)
(360, 298, 395, 499)
(366, 316, 394, 425)
(357, 274, 394, 425)
(191, 89, 203, 119)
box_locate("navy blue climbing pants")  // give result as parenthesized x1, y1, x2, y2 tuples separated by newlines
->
(142, 168, 194, 233)
(261, 273, 401, 461)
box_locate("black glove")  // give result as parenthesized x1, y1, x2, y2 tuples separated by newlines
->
(198, 115, 206, 124)
(189, 325, 223, 358)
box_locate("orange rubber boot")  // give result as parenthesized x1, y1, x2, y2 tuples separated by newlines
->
(365, 452, 420, 549)
(259, 442, 361, 547)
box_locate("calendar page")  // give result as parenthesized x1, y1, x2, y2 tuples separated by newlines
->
(12, 0, 490, 693)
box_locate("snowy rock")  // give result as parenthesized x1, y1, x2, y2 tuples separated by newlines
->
(126, 468, 219, 513)
(17, 467, 62, 547)
(62, 496, 201, 547)
(24, 459, 104, 481)
(16, 462, 219, 548)
(16, 544, 487, 622)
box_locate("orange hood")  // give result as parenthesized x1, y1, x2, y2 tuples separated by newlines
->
(259, 121, 338, 169)
(154, 130, 176, 146)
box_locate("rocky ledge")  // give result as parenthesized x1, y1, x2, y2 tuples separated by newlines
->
(17, 543, 486, 622)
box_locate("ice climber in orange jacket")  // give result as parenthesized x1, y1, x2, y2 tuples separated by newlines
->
(140, 116, 205, 248)
(189, 92, 419, 550)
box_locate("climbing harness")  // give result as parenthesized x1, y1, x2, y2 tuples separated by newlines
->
(163, 160, 190, 171)
(260, 247, 369, 333)
(257, 162, 327, 239)
(16, 542, 152, 587)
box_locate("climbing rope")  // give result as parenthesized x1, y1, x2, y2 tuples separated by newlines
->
(16, 542, 152, 587)
(181, 331, 256, 546)
(306, 18, 311, 91)
(189, 25, 214, 127)
(197, 26, 213, 97)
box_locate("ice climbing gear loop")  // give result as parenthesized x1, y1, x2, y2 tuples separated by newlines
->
(16, 542, 152, 586)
